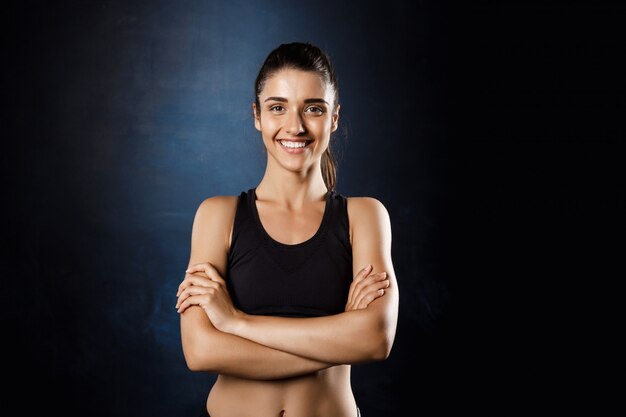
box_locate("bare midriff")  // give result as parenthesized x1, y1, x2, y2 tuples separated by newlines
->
(206, 365, 357, 417)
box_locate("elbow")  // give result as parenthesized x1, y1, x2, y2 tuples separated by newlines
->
(182, 343, 203, 372)
(351, 310, 397, 363)
(180, 308, 220, 372)
(182, 339, 216, 372)
(183, 348, 205, 372)
(364, 315, 396, 362)
(370, 332, 394, 361)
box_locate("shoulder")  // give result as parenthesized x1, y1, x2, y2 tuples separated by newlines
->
(189, 195, 240, 271)
(346, 196, 387, 211)
(196, 195, 239, 217)
(346, 196, 392, 244)
(189, 196, 237, 276)
(346, 196, 390, 222)
(192, 195, 240, 236)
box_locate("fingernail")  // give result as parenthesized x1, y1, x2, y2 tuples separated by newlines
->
(381, 272, 387, 277)
(365, 264, 372, 271)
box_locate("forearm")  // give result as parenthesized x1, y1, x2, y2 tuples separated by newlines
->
(181, 307, 335, 380)
(228, 307, 390, 364)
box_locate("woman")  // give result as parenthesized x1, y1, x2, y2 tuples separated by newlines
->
(176, 42, 399, 417)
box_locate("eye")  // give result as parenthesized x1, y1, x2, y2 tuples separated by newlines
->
(305, 106, 325, 115)
(269, 105, 285, 112)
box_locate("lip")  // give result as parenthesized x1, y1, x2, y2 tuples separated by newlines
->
(278, 138, 313, 142)
(277, 138, 313, 154)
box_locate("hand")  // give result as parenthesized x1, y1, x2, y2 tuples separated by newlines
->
(175, 262, 243, 332)
(345, 264, 389, 311)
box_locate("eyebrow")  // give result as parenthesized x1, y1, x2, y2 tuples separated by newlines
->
(264, 97, 329, 105)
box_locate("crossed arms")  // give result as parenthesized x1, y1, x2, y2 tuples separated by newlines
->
(177, 195, 399, 380)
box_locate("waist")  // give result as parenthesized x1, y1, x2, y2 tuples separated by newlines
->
(207, 365, 356, 417)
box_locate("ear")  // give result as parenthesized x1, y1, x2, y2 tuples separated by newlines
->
(252, 102, 261, 132)
(331, 104, 341, 133)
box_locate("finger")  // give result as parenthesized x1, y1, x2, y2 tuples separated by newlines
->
(352, 272, 387, 301)
(363, 278, 390, 292)
(177, 294, 210, 314)
(176, 282, 220, 308)
(351, 273, 385, 310)
(177, 276, 189, 296)
(187, 262, 217, 279)
(347, 264, 374, 305)
(357, 289, 385, 309)
(177, 280, 220, 304)
(177, 279, 189, 297)
(346, 285, 384, 312)
(361, 272, 388, 287)
(358, 285, 387, 309)
(178, 273, 207, 296)
(354, 280, 389, 309)
(353, 264, 373, 282)
(363, 279, 389, 294)
(180, 271, 214, 287)
(176, 279, 196, 298)
(177, 274, 214, 295)
(185, 263, 210, 274)
(187, 263, 226, 286)
(356, 271, 387, 293)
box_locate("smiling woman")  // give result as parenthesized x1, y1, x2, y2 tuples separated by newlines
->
(254, 67, 339, 175)
(252, 68, 340, 164)
(176, 42, 399, 417)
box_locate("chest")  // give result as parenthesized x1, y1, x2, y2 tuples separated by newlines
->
(254, 200, 326, 246)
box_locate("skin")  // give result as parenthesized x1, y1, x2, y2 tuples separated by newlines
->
(177, 68, 399, 417)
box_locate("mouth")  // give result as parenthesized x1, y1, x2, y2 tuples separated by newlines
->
(276, 139, 314, 154)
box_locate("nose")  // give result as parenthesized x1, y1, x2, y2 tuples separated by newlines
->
(285, 110, 306, 135)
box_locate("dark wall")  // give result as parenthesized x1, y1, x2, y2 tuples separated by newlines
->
(3, 1, 621, 416)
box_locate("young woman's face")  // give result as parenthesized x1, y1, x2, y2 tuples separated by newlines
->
(253, 68, 339, 173)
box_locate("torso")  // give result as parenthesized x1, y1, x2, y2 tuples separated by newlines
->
(206, 192, 360, 417)
(207, 366, 356, 417)
(226, 191, 354, 249)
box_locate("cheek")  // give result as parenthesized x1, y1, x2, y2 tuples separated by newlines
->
(313, 119, 333, 134)
(260, 116, 280, 133)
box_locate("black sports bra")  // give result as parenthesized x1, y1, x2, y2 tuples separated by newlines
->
(226, 187, 353, 318)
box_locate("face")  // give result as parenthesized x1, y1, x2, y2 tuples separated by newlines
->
(253, 68, 340, 173)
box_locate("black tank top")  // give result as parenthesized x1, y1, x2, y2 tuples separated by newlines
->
(226, 187, 353, 318)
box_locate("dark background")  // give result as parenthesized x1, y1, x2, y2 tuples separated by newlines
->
(3, 0, 622, 415)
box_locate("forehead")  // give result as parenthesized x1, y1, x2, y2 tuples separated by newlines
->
(260, 68, 332, 100)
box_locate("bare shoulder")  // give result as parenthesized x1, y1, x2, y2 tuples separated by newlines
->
(347, 196, 388, 213)
(194, 195, 239, 230)
(196, 195, 239, 218)
(346, 196, 392, 246)
(346, 196, 390, 223)
(191, 195, 240, 268)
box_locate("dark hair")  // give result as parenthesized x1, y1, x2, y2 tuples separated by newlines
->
(254, 42, 340, 192)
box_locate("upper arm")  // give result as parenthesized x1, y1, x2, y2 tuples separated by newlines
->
(348, 197, 399, 342)
(187, 195, 237, 274)
(181, 195, 237, 363)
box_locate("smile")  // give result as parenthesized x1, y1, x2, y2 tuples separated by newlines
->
(277, 139, 313, 154)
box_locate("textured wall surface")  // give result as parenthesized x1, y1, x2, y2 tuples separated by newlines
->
(4, 1, 621, 416)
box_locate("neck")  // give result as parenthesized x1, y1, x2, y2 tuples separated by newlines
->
(255, 161, 328, 209)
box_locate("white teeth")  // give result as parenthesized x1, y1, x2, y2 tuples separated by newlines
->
(279, 140, 308, 148)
